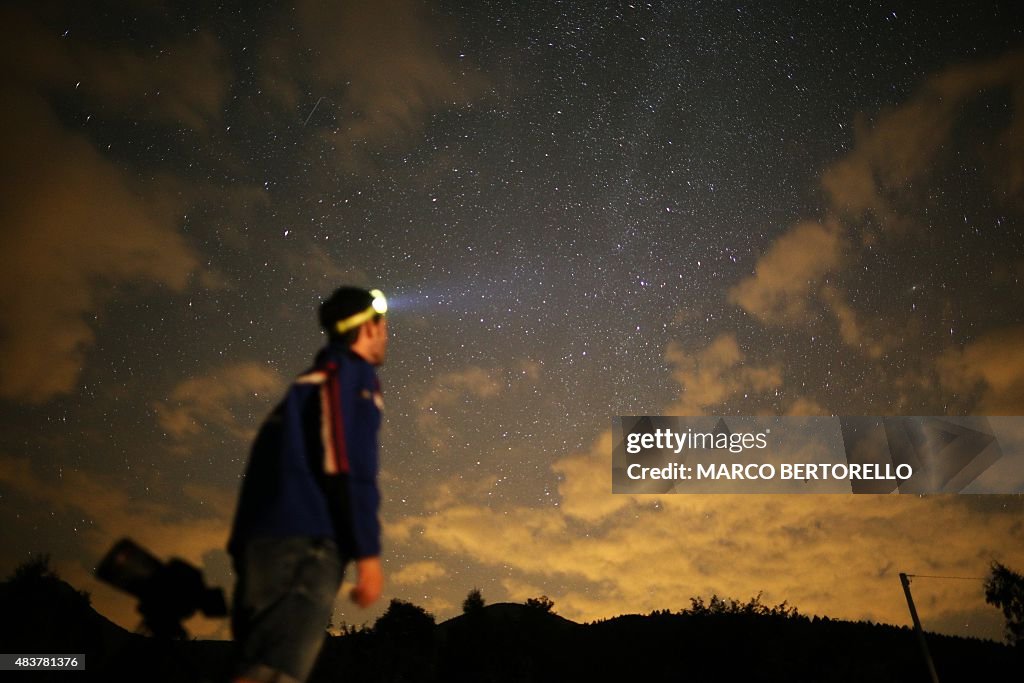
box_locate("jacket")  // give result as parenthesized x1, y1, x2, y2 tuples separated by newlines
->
(227, 342, 382, 559)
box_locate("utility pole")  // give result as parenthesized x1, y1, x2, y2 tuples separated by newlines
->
(899, 573, 940, 683)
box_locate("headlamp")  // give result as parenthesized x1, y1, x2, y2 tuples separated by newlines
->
(335, 289, 388, 334)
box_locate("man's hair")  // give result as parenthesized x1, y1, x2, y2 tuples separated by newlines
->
(319, 287, 380, 346)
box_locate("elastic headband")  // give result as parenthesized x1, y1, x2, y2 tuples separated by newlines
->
(334, 289, 387, 334)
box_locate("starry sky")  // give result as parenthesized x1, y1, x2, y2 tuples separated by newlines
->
(2, 0, 1024, 642)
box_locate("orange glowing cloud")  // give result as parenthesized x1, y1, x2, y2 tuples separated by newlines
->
(937, 325, 1024, 414)
(383, 341, 1024, 635)
(665, 334, 783, 414)
(822, 50, 1024, 221)
(0, 7, 232, 404)
(155, 362, 284, 443)
(0, 90, 199, 403)
(731, 48, 1024, 361)
(727, 221, 843, 326)
(391, 561, 448, 586)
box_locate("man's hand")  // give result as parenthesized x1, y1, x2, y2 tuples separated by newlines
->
(349, 556, 383, 607)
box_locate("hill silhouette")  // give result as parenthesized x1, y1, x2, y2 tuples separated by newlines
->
(1, 563, 1018, 682)
(440, 600, 578, 631)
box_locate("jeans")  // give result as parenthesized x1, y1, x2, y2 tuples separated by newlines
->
(231, 537, 345, 683)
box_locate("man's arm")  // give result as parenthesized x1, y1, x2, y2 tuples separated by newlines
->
(349, 556, 383, 607)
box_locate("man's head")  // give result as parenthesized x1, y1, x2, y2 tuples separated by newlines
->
(319, 287, 389, 365)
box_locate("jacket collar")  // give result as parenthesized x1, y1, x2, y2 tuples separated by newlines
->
(315, 340, 366, 367)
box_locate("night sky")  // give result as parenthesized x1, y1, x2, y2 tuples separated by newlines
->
(2, 0, 1023, 642)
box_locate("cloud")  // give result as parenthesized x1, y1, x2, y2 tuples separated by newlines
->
(1, 6, 229, 131)
(500, 576, 548, 603)
(389, 447, 1024, 630)
(284, 246, 373, 297)
(936, 325, 1024, 414)
(0, 7, 234, 404)
(727, 221, 843, 325)
(819, 285, 887, 360)
(551, 430, 632, 522)
(784, 397, 831, 417)
(416, 366, 504, 449)
(730, 49, 1024, 359)
(389, 504, 567, 579)
(154, 362, 284, 442)
(0, 89, 199, 403)
(264, 0, 488, 163)
(664, 334, 782, 415)
(77, 31, 227, 131)
(822, 50, 1024, 220)
(391, 560, 447, 586)
(0, 455, 235, 564)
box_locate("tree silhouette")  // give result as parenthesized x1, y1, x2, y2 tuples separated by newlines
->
(525, 595, 555, 613)
(373, 598, 436, 643)
(371, 599, 437, 682)
(685, 592, 800, 619)
(984, 561, 1024, 647)
(462, 588, 485, 615)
